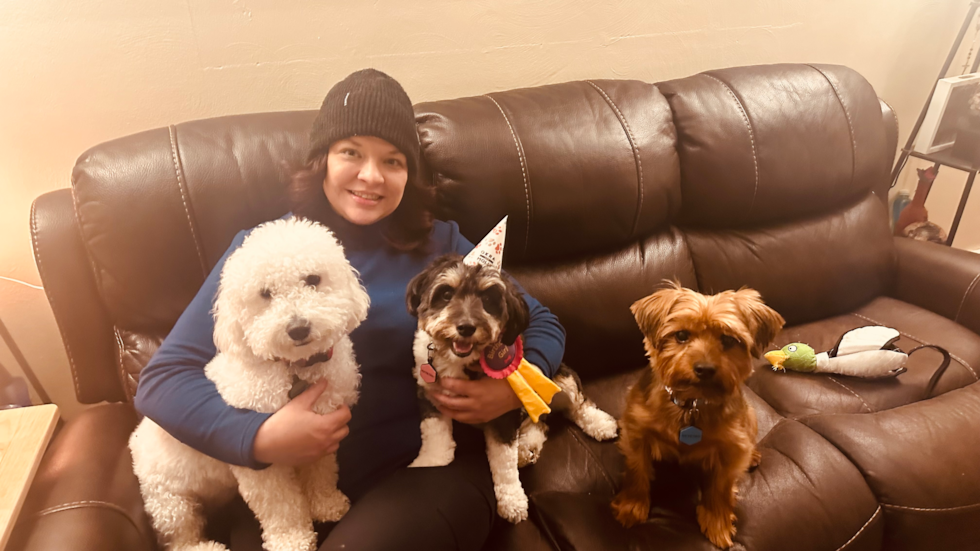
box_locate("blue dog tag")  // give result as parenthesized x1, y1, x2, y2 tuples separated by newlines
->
(679, 425, 702, 445)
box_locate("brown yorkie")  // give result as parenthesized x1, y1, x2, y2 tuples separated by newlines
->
(612, 282, 784, 548)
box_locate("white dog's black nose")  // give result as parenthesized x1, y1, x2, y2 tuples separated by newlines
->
(287, 319, 311, 342)
(456, 324, 476, 337)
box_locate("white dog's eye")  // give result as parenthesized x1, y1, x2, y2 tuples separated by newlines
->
(304, 274, 321, 287)
(260, 288, 272, 300)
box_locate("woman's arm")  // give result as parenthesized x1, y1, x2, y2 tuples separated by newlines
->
(134, 230, 272, 468)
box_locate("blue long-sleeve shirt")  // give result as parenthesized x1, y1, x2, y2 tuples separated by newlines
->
(134, 212, 565, 501)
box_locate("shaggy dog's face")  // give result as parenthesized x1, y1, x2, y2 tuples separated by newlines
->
(631, 284, 784, 401)
(214, 218, 370, 364)
(406, 254, 529, 359)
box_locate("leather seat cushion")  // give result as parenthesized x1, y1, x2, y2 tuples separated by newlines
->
(748, 296, 980, 418)
(531, 419, 882, 551)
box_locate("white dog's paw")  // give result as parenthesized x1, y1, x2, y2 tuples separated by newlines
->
(576, 406, 619, 441)
(311, 489, 351, 523)
(263, 529, 317, 551)
(494, 483, 529, 523)
(174, 541, 228, 551)
(517, 423, 547, 468)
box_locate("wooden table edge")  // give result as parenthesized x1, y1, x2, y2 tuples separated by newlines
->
(0, 404, 60, 551)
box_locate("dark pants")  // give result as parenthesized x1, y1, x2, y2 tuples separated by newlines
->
(212, 425, 497, 551)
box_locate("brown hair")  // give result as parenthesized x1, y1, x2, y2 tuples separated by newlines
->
(286, 153, 434, 253)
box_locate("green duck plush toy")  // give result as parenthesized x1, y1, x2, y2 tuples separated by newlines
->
(764, 326, 908, 378)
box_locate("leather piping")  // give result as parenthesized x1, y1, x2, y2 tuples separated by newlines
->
(586, 80, 645, 237)
(484, 94, 532, 256)
(834, 505, 881, 551)
(704, 73, 760, 212)
(882, 501, 980, 512)
(954, 272, 980, 323)
(31, 198, 83, 399)
(23, 500, 152, 545)
(168, 125, 209, 277)
(809, 65, 857, 193)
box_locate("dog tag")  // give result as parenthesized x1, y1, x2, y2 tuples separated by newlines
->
(420, 363, 437, 383)
(679, 425, 702, 446)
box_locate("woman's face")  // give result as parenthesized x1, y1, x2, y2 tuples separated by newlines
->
(323, 136, 409, 225)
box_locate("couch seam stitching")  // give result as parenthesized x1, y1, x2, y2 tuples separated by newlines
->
(31, 198, 83, 399)
(484, 94, 532, 256)
(954, 272, 980, 323)
(827, 376, 874, 413)
(168, 125, 209, 277)
(113, 326, 135, 403)
(851, 312, 979, 380)
(704, 73, 759, 212)
(27, 500, 151, 542)
(835, 505, 881, 551)
(882, 501, 980, 512)
(586, 80, 644, 237)
(568, 426, 617, 493)
(808, 64, 857, 190)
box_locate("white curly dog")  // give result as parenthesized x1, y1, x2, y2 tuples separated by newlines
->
(129, 218, 370, 551)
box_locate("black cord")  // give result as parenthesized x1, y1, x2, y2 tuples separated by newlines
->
(909, 345, 952, 400)
(0, 315, 52, 404)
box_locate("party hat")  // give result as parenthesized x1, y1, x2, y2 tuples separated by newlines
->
(463, 216, 507, 271)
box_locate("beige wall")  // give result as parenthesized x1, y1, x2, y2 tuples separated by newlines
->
(0, 0, 970, 417)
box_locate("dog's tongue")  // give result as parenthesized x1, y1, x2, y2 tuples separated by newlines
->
(453, 341, 474, 355)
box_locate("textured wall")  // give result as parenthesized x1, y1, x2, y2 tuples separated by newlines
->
(0, 0, 969, 417)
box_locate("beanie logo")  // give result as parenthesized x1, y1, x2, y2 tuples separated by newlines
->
(344, 92, 350, 107)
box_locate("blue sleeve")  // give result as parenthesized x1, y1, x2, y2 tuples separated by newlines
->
(449, 223, 567, 377)
(134, 230, 271, 469)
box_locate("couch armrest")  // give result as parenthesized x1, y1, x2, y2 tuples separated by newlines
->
(892, 237, 980, 335)
(8, 403, 156, 551)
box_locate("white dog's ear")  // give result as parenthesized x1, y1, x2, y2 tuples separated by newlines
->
(213, 282, 246, 355)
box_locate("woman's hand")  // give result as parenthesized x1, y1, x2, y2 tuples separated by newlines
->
(426, 377, 522, 424)
(253, 380, 351, 466)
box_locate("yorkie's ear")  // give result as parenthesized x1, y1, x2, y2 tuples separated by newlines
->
(500, 276, 530, 346)
(631, 282, 683, 347)
(733, 288, 785, 357)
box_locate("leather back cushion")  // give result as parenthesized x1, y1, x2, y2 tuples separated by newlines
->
(417, 79, 685, 372)
(659, 64, 894, 324)
(72, 111, 312, 332)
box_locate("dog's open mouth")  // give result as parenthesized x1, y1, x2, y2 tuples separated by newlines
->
(451, 340, 474, 357)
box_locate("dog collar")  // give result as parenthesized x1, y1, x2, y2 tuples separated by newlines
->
(665, 385, 703, 446)
(664, 386, 698, 409)
(276, 347, 333, 369)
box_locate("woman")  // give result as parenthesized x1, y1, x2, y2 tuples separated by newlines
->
(134, 69, 566, 550)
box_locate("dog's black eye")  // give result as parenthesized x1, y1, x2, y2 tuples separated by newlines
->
(433, 285, 455, 305)
(721, 334, 739, 349)
(260, 288, 272, 299)
(304, 274, 321, 287)
(480, 286, 504, 316)
(675, 330, 690, 343)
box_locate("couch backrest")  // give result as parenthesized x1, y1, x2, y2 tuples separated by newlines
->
(32, 63, 898, 402)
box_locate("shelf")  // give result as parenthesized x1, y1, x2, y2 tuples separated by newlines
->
(906, 147, 980, 173)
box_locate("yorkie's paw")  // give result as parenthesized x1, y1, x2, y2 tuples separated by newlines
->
(697, 504, 736, 549)
(611, 494, 650, 528)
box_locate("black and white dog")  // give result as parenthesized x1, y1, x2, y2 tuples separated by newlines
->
(405, 253, 618, 522)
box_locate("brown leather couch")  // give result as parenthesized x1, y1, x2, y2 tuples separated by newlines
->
(14, 63, 980, 551)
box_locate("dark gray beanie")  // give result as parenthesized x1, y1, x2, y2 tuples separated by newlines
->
(307, 69, 419, 178)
